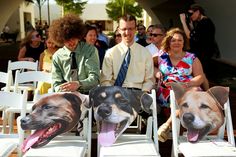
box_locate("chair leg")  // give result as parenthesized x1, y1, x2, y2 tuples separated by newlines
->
(8, 112, 15, 133)
(2, 110, 8, 133)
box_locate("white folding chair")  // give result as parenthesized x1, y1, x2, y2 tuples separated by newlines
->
(0, 70, 12, 92)
(7, 60, 38, 91)
(7, 60, 38, 72)
(0, 90, 28, 157)
(0, 70, 12, 119)
(23, 108, 92, 157)
(5, 70, 52, 133)
(170, 90, 236, 157)
(98, 89, 161, 157)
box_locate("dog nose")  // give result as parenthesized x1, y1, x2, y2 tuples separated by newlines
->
(183, 113, 194, 124)
(21, 116, 31, 125)
(97, 105, 112, 119)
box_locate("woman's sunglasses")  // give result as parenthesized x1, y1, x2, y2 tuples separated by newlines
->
(32, 33, 40, 39)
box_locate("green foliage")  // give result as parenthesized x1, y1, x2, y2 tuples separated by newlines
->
(55, 0, 87, 14)
(106, 0, 143, 21)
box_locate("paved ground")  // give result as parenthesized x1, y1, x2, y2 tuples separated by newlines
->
(1, 41, 236, 157)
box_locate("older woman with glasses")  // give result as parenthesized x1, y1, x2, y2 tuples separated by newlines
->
(18, 30, 45, 62)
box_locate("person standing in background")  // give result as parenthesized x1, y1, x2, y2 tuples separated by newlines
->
(180, 4, 220, 76)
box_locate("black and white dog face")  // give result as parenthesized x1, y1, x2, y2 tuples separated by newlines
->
(89, 86, 153, 146)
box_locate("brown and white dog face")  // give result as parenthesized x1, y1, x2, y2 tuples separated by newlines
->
(89, 86, 153, 146)
(171, 83, 229, 143)
(20, 92, 90, 153)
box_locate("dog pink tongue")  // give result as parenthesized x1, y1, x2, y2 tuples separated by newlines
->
(22, 128, 47, 153)
(187, 130, 199, 142)
(98, 122, 116, 147)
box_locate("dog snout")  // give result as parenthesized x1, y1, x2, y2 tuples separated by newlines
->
(97, 105, 112, 119)
(21, 116, 32, 126)
(183, 113, 195, 124)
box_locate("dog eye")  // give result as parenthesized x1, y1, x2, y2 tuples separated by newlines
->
(181, 103, 188, 108)
(119, 98, 128, 103)
(200, 104, 210, 109)
(42, 105, 53, 110)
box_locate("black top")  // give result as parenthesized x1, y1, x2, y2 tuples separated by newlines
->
(190, 17, 220, 60)
(25, 42, 45, 61)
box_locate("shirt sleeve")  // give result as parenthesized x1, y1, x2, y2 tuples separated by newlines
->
(51, 56, 65, 92)
(100, 49, 114, 86)
(142, 52, 155, 91)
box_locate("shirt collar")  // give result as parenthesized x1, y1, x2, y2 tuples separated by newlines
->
(120, 41, 135, 52)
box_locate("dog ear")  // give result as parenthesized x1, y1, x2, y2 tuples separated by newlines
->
(63, 93, 82, 114)
(88, 86, 98, 107)
(140, 93, 153, 113)
(207, 86, 229, 107)
(170, 82, 186, 100)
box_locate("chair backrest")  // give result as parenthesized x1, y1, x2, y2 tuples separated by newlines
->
(0, 70, 12, 91)
(0, 90, 28, 116)
(1, 90, 28, 133)
(170, 90, 235, 157)
(8, 60, 38, 72)
(14, 70, 52, 93)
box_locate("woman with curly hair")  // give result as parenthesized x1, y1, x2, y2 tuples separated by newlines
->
(49, 13, 100, 94)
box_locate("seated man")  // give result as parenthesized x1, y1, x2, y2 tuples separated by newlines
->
(101, 14, 154, 92)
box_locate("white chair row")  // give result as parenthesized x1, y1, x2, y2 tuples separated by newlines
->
(6, 70, 52, 133)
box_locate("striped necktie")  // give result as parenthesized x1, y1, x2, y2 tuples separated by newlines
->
(70, 52, 78, 81)
(114, 48, 131, 86)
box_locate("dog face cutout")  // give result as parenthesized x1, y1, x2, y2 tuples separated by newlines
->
(89, 86, 153, 146)
(20, 92, 90, 153)
(171, 83, 229, 143)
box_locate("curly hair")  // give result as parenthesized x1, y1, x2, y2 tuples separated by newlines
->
(48, 13, 86, 47)
(161, 27, 189, 52)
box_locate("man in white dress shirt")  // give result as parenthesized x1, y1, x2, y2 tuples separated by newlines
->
(146, 24, 166, 56)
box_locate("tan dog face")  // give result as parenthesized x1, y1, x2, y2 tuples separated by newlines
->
(171, 83, 229, 143)
(20, 92, 90, 153)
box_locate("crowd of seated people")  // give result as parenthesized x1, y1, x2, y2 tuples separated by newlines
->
(13, 4, 215, 145)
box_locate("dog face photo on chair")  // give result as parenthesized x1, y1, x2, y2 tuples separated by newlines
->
(171, 83, 229, 143)
(89, 86, 153, 146)
(20, 92, 90, 153)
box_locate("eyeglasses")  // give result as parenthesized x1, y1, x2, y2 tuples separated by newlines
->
(115, 34, 121, 37)
(32, 33, 40, 39)
(150, 33, 163, 37)
(188, 11, 195, 17)
(119, 27, 135, 32)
